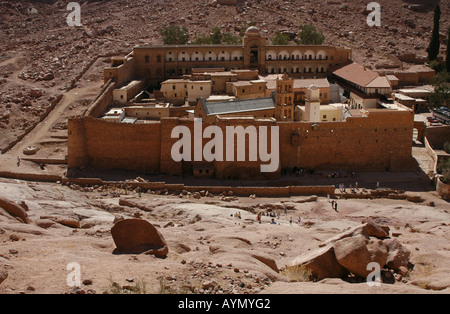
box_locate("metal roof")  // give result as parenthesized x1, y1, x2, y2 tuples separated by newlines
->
(201, 92, 276, 116)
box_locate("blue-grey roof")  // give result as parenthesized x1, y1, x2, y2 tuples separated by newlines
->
(201, 91, 276, 116)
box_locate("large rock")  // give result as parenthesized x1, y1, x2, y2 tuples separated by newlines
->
(363, 219, 390, 238)
(251, 254, 279, 273)
(320, 221, 389, 248)
(0, 268, 7, 285)
(384, 239, 411, 271)
(334, 236, 390, 278)
(367, 239, 388, 268)
(111, 219, 168, 258)
(334, 235, 372, 278)
(0, 194, 29, 224)
(40, 215, 80, 228)
(288, 244, 348, 281)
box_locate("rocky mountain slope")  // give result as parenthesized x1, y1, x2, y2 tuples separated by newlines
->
(0, 0, 448, 151)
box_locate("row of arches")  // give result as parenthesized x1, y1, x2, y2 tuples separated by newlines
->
(161, 49, 328, 62)
(266, 50, 328, 61)
(267, 66, 327, 74)
(165, 50, 244, 62)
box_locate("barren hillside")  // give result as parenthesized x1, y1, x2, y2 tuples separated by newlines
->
(0, 0, 449, 151)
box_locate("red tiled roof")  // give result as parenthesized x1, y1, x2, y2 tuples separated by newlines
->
(332, 63, 380, 88)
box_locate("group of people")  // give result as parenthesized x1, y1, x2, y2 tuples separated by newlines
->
(337, 182, 361, 193)
(256, 211, 301, 226)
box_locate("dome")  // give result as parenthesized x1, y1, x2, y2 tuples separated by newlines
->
(245, 26, 261, 37)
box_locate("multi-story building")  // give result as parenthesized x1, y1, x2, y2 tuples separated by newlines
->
(104, 26, 353, 91)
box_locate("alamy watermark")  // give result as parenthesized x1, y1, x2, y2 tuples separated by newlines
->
(66, 262, 81, 287)
(67, 2, 82, 27)
(366, 2, 381, 27)
(171, 118, 280, 173)
(366, 262, 381, 287)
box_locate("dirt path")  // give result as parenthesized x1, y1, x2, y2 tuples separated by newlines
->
(0, 81, 103, 175)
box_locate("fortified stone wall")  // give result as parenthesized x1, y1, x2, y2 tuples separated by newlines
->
(279, 109, 415, 172)
(68, 117, 162, 173)
(68, 108, 415, 178)
(425, 125, 450, 150)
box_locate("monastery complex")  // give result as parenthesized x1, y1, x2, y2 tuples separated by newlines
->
(68, 27, 420, 180)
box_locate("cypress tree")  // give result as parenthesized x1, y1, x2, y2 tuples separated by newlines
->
(427, 5, 441, 61)
(446, 27, 450, 73)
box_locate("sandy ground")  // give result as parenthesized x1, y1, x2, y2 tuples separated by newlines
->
(0, 177, 449, 294)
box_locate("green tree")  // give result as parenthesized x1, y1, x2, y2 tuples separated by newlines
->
(271, 31, 290, 45)
(429, 70, 450, 108)
(437, 158, 450, 184)
(427, 5, 441, 61)
(193, 27, 241, 45)
(297, 24, 325, 45)
(160, 25, 189, 45)
(446, 27, 450, 73)
(444, 141, 450, 154)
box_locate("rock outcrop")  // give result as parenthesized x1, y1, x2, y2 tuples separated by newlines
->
(0, 268, 7, 285)
(0, 194, 29, 224)
(287, 220, 411, 282)
(111, 218, 168, 258)
(288, 244, 348, 281)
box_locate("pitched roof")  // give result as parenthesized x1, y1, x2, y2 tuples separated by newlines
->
(332, 63, 381, 88)
(365, 76, 391, 89)
(200, 92, 276, 116)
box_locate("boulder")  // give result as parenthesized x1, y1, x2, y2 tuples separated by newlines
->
(57, 217, 81, 228)
(40, 215, 80, 228)
(288, 244, 348, 281)
(251, 254, 279, 273)
(111, 218, 168, 258)
(35, 219, 56, 229)
(334, 235, 372, 278)
(362, 219, 390, 238)
(320, 221, 389, 248)
(0, 268, 7, 285)
(367, 239, 388, 268)
(0, 194, 29, 224)
(383, 239, 411, 271)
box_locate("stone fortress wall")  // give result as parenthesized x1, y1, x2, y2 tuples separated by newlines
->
(68, 109, 416, 180)
(68, 27, 416, 181)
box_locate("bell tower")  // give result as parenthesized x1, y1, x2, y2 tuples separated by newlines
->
(243, 26, 266, 73)
(305, 84, 321, 122)
(275, 73, 295, 121)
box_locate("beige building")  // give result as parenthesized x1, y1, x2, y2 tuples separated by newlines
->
(113, 80, 145, 104)
(124, 104, 170, 120)
(230, 80, 267, 99)
(104, 27, 352, 92)
(332, 62, 392, 109)
(265, 75, 330, 105)
(160, 79, 212, 105)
